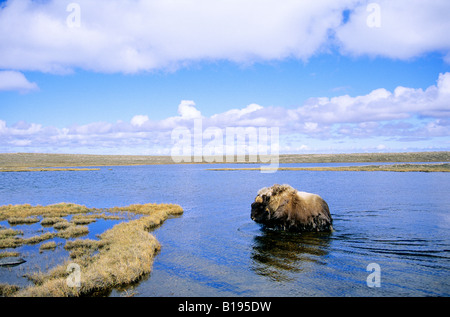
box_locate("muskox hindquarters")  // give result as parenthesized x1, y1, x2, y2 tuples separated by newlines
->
(251, 184, 333, 232)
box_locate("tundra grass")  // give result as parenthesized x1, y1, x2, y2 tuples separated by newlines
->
(24, 232, 56, 245)
(52, 220, 71, 230)
(7, 217, 40, 225)
(0, 228, 23, 239)
(56, 225, 89, 239)
(0, 202, 183, 297)
(0, 237, 23, 249)
(0, 228, 24, 248)
(70, 215, 97, 225)
(0, 151, 448, 169)
(0, 203, 90, 221)
(39, 241, 57, 252)
(0, 167, 100, 172)
(41, 217, 66, 226)
(0, 227, 89, 249)
(0, 284, 20, 297)
(0, 251, 20, 258)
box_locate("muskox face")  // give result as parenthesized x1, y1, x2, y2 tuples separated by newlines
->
(251, 195, 271, 224)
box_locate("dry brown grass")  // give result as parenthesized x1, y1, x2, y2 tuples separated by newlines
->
(41, 217, 66, 226)
(7, 217, 40, 225)
(70, 215, 97, 225)
(55, 225, 89, 239)
(64, 239, 107, 251)
(0, 151, 448, 169)
(0, 284, 20, 297)
(0, 251, 20, 258)
(39, 241, 57, 252)
(0, 167, 100, 172)
(0, 203, 90, 221)
(0, 232, 59, 249)
(0, 237, 23, 249)
(0, 228, 23, 239)
(24, 232, 55, 245)
(0, 202, 183, 297)
(0, 228, 24, 249)
(0, 223, 89, 249)
(52, 220, 71, 230)
(208, 163, 450, 173)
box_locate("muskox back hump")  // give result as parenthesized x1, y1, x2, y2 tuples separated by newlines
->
(296, 191, 317, 200)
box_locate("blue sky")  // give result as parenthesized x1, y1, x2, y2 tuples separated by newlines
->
(3, 54, 448, 127)
(1, 0, 450, 155)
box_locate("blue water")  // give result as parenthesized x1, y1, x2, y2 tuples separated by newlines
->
(0, 163, 449, 296)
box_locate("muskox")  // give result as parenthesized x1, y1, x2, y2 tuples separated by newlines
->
(251, 184, 333, 232)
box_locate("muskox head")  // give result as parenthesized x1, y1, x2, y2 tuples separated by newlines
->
(250, 185, 281, 225)
(250, 194, 271, 224)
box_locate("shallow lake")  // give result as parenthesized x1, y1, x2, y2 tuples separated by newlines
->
(1, 163, 449, 296)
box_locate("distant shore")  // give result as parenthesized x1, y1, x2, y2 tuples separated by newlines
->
(0, 167, 101, 172)
(0, 151, 448, 171)
(208, 163, 450, 173)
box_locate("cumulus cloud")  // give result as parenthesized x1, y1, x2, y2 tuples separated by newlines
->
(0, 71, 39, 93)
(0, 0, 449, 75)
(286, 72, 450, 131)
(131, 115, 150, 127)
(177, 100, 202, 119)
(1, 73, 450, 154)
(335, 0, 450, 60)
(209, 103, 264, 127)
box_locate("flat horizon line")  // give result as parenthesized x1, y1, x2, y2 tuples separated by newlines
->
(0, 151, 448, 169)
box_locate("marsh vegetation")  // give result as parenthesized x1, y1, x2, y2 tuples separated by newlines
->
(0, 168, 100, 172)
(0, 202, 183, 297)
(208, 163, 450, 172)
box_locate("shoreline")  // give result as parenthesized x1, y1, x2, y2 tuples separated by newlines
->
(0, 151, 449, 169)
(0, 167, 101, 172)
(207, 163, 450, 173)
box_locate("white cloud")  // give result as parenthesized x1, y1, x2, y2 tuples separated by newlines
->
(209, 103, 264, 127)
(177, 100, 202, 119)
(0, 0, 449, 75)
(214, 103, 263, 119)
(131, 115, 149, 127)
(1, 73, 450, 154)
(0, 0, 355, 73)
(437, 72, 450, 95)
(0, 71, 39, 93)
(294, 72, 450, 126)
(335, 0, 450, 60)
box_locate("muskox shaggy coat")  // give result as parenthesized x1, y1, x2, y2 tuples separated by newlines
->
(251, 184, 333, 232)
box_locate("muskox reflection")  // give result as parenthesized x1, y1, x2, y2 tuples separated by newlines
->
(250, 229, 332, 282)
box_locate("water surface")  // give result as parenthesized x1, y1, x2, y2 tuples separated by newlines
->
(0, 163, 449, 296)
